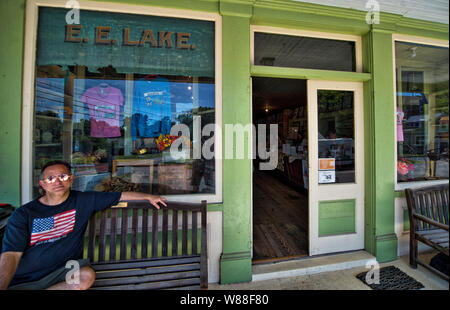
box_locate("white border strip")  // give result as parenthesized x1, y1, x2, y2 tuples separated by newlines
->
(22, 0, 222, 204)
(392, 34, 449, 191)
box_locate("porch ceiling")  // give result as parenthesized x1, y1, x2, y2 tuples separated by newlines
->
(292, 0, 449, 25)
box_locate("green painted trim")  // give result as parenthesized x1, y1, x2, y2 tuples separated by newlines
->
(220, 251, 252, 284)
(252, 0, 370, 35)
(207, 203, 223, 212)
(403, 209, 410, 232)
(318, 199, 356, 237)
(219, 14, 252, 284)
(362, 30, 398, 262)
(394, 191, 406, 198)
(220, 251, 252, 262)
(362, 32, 376, 256)
(219, 0, 253, 18)
(0, 0, 25, 207)
(92, 0, 219, 13)
(375, 234, 398, 263)
(251, 66, 372, 82)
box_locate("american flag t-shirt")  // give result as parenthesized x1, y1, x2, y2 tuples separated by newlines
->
(30, 209, 76, 246)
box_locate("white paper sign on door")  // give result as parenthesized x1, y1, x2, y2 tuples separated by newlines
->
(318, 158, 335, 183)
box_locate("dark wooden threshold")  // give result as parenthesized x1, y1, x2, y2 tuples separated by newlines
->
(252, 254, 309, 265)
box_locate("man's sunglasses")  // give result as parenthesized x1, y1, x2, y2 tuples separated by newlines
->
(42, 173, 71, 184)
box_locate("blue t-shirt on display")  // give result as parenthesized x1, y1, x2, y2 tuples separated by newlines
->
(1, 190, 122, 287)
(131, 78, 172, 140)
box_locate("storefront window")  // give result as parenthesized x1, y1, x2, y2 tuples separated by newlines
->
(33, 7, 216, 198)
(395, 41, 449, 182)
(254, 32, 356, 72)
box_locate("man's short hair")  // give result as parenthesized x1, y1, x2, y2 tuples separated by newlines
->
(40, 160, 72, 179)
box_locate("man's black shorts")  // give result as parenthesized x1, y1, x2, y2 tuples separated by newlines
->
(8, 259, 91, 290)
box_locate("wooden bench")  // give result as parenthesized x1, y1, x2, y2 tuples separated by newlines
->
(84, 200, 208, 290)
(405, 184, 449, 280)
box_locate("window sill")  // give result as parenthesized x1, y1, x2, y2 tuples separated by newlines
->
(395, 179, 449, 192)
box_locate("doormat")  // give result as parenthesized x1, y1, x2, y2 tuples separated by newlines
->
(356, 266, 424, 290)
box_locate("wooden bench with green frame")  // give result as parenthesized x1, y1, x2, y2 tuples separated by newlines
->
(84, 200, 208, 290)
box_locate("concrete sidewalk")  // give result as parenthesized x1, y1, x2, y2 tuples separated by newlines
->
(209, 251, 448, 290)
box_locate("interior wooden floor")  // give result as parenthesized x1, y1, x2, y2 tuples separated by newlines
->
(253, 170, 309, 263)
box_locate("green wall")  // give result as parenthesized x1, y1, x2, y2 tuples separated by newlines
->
(0, 0, 25, 207)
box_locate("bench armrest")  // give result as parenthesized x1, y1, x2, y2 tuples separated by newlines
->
(413, 213, 449, 231)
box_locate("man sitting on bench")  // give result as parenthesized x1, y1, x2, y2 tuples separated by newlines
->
(0, 160, 167, 290)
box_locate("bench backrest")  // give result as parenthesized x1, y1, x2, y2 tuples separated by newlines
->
(405, 184, 449, 231)
(85, 200, 207, 263)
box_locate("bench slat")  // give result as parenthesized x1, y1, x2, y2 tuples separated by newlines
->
(415, 229, 448, 236)
(182, 210, 188, 255)
(91, 256, 201, 271)
(162, 209, 169, 257)
(92, 270, 201, 287)
(166, 285, 202, 290)
(98, 210, 107, 262)
(200, 200, 208, 288)
(109, 209, 118, 261)
(429, 238, 449, 244)
(131, 208, 139, 259)
(91, 278, 201, 290)
(87, 213, 96, 263)
(152, 209, 158, 258)
(442, 189, 449, 224)
(172, 210, 178, 256)
(192, 211, 198, 255)
(95, 263, 200, 279)
(141, 208, 148, 259)
(120, 209, 128, 260)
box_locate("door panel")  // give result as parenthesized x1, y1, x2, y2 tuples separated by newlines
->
(307, 80, 364, 256)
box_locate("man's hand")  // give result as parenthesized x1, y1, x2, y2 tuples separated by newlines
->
(144, 194, 167, 210)
(119, 192, 167, 209)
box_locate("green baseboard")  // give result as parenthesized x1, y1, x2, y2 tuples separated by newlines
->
(375, 233, 398, 263)
(219, 251, 252, 284)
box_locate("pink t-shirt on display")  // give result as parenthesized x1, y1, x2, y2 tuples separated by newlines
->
(396, 107, 404, 142)
(81, 85, 124, 138)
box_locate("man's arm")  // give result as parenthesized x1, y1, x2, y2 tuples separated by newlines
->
(119, 192, 167, 209)
(0, 252, 22, 290)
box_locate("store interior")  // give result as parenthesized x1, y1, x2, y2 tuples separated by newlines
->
(252, 77, 309, 262)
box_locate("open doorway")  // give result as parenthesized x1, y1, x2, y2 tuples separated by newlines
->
(252, 77, 309, 263)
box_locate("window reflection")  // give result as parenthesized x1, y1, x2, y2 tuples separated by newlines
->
(33, 67, 215, 198)
(395, 42, 449, 182)
(317, 90, 355, 184)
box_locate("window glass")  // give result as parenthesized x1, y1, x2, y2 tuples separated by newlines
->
(254, 32, 356, 72)
(33, 7, 216, 198)
(395, 41, 449, 182)
(317, 90, 355, 184)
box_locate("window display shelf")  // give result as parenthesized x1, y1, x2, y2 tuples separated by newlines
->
(36, 114, 71, 122)
(35, 143, 61, 147)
